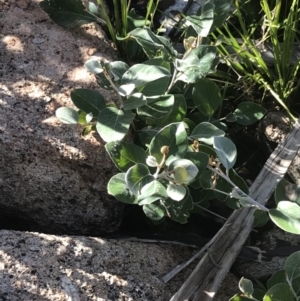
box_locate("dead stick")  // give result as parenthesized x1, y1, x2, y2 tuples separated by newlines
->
(170, 119, 300, 301)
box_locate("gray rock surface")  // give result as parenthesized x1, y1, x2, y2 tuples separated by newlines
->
(0, 0, 123, 234)
(0, 230, 239, 301)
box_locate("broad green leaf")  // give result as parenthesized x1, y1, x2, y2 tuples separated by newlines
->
(176, 45, 218, 83)
(227, 198, 242, 210)
(163, 190, 193, 223)
(96, 107, 135, 142)
(212, 0, 232, 29)
(228, 102, 267, 126)
(40, 0, 102, 30)
(126, 27, 177, 61)
(200, 170, 214, 189)
(269, 201, 300, 234)
(138, 127, 159, 147)
(118, 83, 136, 97)
(169, 159, 199, 185)
(121, 64, 171, 88)
(85, 58, 104, 74)
(71, 89, 106, 116)
(263, 283, 294, 301)
(144, 57, 171, 70)
(175, 55, 203, 84)
(143, 202, 165, 220)
(254, 210, 269, 227)
(138, 180, 168, 204)
(267, 270, 286, 290)
(96, 73, 114, 90)
(105, 141, 147, 172)
(125, 163, 153, 195)
(198, 145, 216, 157)
(183, 118, 196, 135)
(124, 93, 148, 110)
(155, 94, 187, 126)
(285, 251, 300, 281)
(192, 78, 222, 117)
(184, 152, 209, 176)
(213, 137, 237, 170)
(185, 2, 214, 36)
(110, 61, 129, 82)
(275, 179, 300, 205)
(137, 95, 174, 119)
(239, 277, 253, 297)
(167, 184, 187, 201)
(139, 77, 170, 97)
(107, 173, 138, 204)
(275, 179, 292, 205)
(190, 122, 225, 144)
(149, 122, 188, 164)
(56, 107, 79, 124)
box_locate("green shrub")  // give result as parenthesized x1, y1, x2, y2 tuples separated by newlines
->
(230, 251, 300, 301)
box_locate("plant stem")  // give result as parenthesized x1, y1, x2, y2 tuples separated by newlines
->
(207, 165, 269, 212)
(102, 68, 123, 104)
(194, 204, 227, 222)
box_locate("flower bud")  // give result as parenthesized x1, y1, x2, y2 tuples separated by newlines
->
(160, 146, 169, 156)
(146, 156, 158, 167)
(174, 166, 189, 185)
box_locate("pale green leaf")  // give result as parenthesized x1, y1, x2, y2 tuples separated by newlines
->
(56, 107, 79, 124)
(105, 141, 147, 172)
(107, 173, 138, 204)
(213, 136, 237, 170)
(96, 107, 135, 142)
(190, 122, 225, 145)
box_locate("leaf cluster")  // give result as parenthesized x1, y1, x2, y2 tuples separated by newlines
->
(51, 0, 272, 224)
(230, 251, 300, 301)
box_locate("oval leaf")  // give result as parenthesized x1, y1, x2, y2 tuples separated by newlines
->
(190, 122, 225, 145)
(167, 184, 187, 201)
(263, 283, 294, 301)
(71, 89, 106, 116)
(213, 136, 237, 170)
(107, 173, 138, 204)
(192, 78, 222, 117)
(143, 202, 165, 221)
(233, 102, 267, 126)
(56, 107, 79, 124)
(121, 64, 171, 88)
(239, 277, 254, 297)
(269, 201, 300, 234)
(149, 122, 188, 164)
(137, 95, 174, 119)
(105, 141, 147, 172)
(267, 270, 286, 290)
(96, 107, 135, 142)
(285, 251, 300, 281)
(169, 159, 199, 184)
(125, 163, 152, 195)
(163, 190, 193, 223)
(138, 181, 168, 203)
